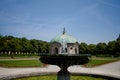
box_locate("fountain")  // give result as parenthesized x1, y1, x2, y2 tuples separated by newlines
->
(39, 28, 90, 80)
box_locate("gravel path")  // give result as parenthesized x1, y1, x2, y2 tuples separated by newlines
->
(69, 61, 120, 79)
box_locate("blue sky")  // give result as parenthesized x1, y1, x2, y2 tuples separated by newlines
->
(0, 0, 120, 44)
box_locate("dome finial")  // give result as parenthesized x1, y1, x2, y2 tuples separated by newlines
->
(63, 27, 66, 34)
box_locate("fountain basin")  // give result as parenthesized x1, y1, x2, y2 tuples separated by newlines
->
(39, 54, 91, 67)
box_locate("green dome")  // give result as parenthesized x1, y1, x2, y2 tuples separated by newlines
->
(51, 34, 78, 43)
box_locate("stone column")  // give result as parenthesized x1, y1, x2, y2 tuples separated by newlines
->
(57, 66, 70, 80)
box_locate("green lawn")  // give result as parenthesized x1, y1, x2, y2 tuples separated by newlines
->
(0, 57, 119, 67)
(16, 75, 106, 80)
(0, 60, 42, 67)
(84, 59, 118, 67)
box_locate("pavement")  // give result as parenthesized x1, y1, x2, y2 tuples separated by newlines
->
(69, 61, 120, 79)
(0, 61, 120, 80)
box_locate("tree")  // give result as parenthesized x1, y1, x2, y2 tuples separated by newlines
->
(88, 44, 96, 55)
(38, 41, 49, 53)
(96, 42, 107, 55)
(20, 37, 29, 52)
(115, 40, 120, 56)
(0, 37, 9, 53)
(30, 39, 38, 53)
(107, 41, 116, 56)
(79, 42, 89, 54)
(7, 38, 22, 58)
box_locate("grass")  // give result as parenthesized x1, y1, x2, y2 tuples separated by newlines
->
(84, 59, 118, 67)
(0, 57, 119, 67)
(0, 56, 39, 59)
(16, 75, 106, 80)
(0, 60, 42, 67)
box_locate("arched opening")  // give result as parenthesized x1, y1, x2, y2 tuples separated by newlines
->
(69, 47, 73, 54)
(54, 47, 58, 54)
(65, 48, 67, 53)
(75, 48, 77, 54)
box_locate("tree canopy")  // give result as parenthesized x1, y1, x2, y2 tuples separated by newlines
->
(0, 35, 49, 54)
(0, 34, 120, 57)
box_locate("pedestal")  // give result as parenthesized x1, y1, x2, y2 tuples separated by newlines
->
(58, 67, 70, 80)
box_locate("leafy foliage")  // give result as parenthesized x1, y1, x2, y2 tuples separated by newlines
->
(0, 35, 49, 54)
(0, 34, 120, 57)
(79, 40, 120, 57)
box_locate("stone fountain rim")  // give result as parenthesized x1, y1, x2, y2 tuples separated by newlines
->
(1, 72, 120, 80)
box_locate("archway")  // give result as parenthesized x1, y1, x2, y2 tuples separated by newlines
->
(54, 47, 58, 54)
(75, 48, 77, 54)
